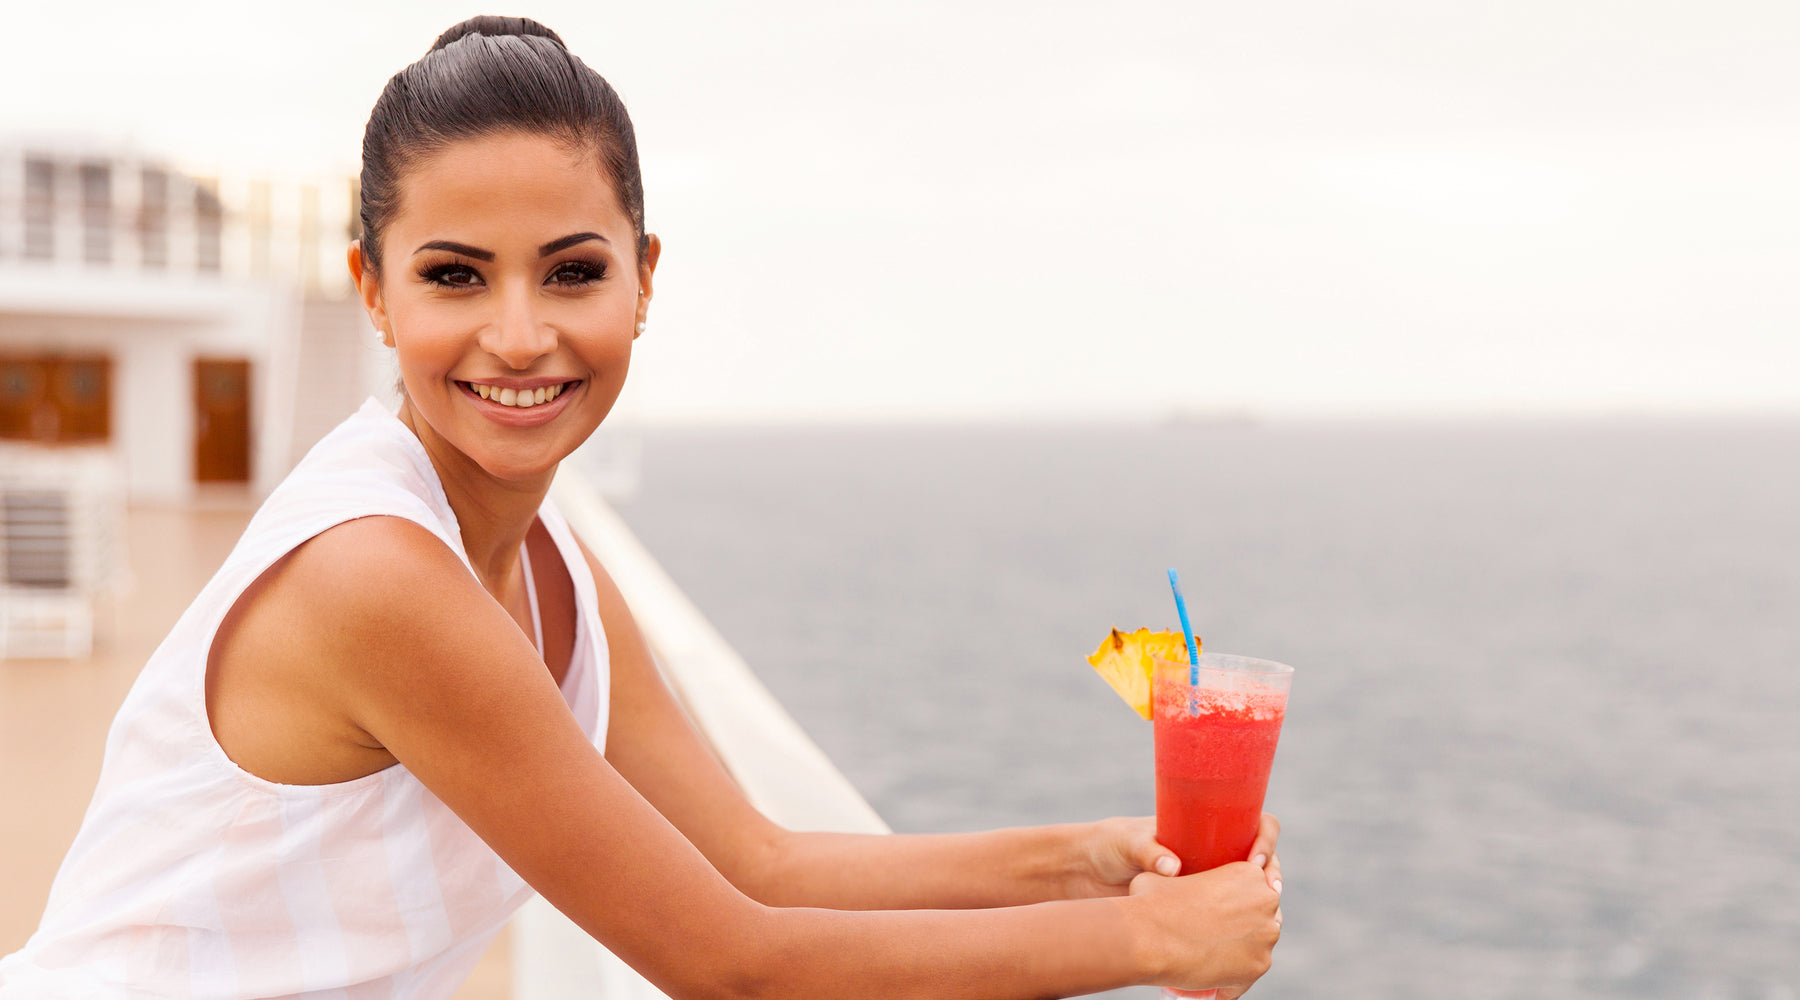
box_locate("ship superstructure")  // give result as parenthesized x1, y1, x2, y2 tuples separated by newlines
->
(0, 136, 381, 501)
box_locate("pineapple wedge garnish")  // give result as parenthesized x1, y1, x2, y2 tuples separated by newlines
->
(1086, 628, 1193, 719)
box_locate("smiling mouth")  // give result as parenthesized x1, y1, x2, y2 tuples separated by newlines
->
(459, 380, 582, 408)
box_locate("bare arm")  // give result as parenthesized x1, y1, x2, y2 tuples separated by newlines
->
(754, 822, 1158, 909)
(579, 538, 1281, 912)
(759, 814, 1282, 910)
(284, 519, 1276, 998)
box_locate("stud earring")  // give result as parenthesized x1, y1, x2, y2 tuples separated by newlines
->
(634, 321, 647, 335)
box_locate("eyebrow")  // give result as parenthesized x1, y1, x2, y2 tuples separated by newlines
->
(411, 232, 609, 261)
(538, 232, 608, 256)
(413, 240, 493, 261)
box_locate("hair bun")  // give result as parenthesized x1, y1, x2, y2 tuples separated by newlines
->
(430, 16, 566, 53)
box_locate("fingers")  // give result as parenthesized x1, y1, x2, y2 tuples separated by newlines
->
(1128, 870, 1173, 896)
(1248, 849, 1281, 894)
(1112, 815, 1181, 878)
(1137, 831, 1181, 878)
(1123, 816, 1180, 877)
(1247, 813, 1282, 894)
(1246, 813, 1280, 862)
(1270, 872, 1284, 935)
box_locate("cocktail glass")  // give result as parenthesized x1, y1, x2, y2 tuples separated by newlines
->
(1152, 653, 1293, 1000)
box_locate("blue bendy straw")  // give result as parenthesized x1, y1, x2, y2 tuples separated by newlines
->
(1166, 568, 1201, 687)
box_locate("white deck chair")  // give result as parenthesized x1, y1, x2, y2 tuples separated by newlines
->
(0, 446, 126, 660)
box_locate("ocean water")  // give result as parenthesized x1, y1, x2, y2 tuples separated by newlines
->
(611, 419, 1800, 1000)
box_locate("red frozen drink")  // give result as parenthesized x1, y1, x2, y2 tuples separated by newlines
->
(1152, 654, 1291, 999)
(1153, 654, 1289, 873)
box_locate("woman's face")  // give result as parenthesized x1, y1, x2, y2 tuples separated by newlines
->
(352, 131, 655, 484)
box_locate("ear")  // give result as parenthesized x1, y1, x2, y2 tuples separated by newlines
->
(348, 240, 395, 348)
(634, 234, 662, 340)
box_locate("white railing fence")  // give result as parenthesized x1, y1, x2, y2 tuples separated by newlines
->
(516, 470, 889, 999)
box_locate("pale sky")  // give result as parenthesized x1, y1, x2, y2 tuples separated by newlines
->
(5, 1, 1796, 422)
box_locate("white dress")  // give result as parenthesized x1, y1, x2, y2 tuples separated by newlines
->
(0, 399, 610, 999)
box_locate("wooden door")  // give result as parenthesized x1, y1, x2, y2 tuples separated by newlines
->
(0, 358, 48, 440)
(53, 358, 111, 441)
(193, 358, 251, 483)
(0, 355, 112, 443)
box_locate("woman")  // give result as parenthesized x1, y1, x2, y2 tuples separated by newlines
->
(0, 17, 1281, 999)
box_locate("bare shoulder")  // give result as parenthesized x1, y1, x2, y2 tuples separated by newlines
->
(207, 515, 512, 784)
(218, 514, 492, 667)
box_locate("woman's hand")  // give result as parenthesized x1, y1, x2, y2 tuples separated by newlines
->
(1127, 861, 1283, 997)
(1069, 813, 1283, 899)
(1067, 816, 1180, 897)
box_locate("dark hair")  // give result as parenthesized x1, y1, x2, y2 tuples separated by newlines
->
(357, 15, 646, 274)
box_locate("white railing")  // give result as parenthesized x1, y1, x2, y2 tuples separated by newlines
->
(0, 145, 355, 298)
(517, 470, 889, 999)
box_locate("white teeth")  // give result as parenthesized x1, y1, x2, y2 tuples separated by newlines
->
(469, 382, 570, 407)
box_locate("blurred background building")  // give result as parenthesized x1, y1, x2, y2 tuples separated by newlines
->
(0, 135, 380, 502)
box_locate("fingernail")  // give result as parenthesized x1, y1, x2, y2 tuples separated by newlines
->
(1250, 854, 1268, 868)
(1155, 856, 1180, 876)
(1272, 879, 1283, 895)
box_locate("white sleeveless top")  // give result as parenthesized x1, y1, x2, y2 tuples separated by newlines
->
(0, 399, 611, 999)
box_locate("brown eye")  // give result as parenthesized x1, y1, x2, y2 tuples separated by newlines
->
(548, 260, 606, 285)
(420, 263, 482, 287)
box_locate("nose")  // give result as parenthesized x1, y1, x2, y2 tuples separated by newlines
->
(477, 285, 557, 370)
